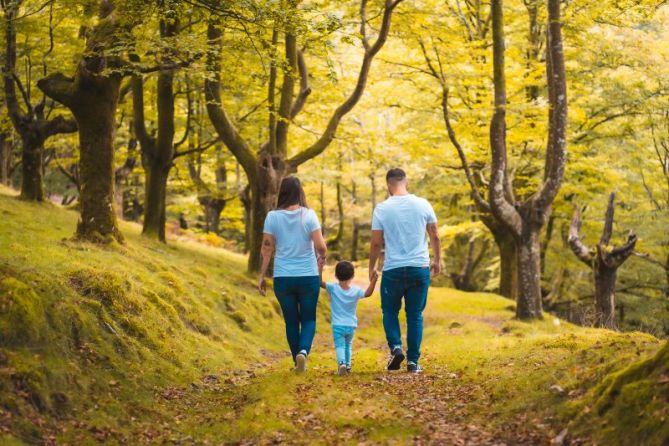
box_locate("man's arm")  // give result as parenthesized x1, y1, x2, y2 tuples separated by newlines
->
(258, 234, 275, 295)
(369, 230, 384, 281)
(427, 223, 441, 276)
(363, 270, 379, 297)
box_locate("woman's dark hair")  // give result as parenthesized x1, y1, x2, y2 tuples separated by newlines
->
(335, 261, 355, 281)
(276, 176, 308, 209)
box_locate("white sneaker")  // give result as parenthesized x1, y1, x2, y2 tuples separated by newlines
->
(295, 350, 307, 373)
(337, 363, 347, 376)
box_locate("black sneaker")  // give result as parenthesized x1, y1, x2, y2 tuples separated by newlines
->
(346, 366, 351, 374)
(407, 362, 423, 373)
(387, 347, 405, 371)
(295, 350, 308, 373)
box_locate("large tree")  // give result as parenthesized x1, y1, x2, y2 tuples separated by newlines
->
(487, 0, 567, 319)
(37, 0, 131, 242)
(2, 0, 77, 201)
(131, 1, 196, 241)
(205, 0, 404, 272)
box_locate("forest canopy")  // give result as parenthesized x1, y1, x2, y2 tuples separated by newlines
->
(1, 0, 668, 332)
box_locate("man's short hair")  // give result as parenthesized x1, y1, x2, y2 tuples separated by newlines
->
(335, 261, 355, 281)
(386, 168, 407, 183)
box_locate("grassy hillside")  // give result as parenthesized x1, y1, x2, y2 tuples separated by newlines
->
(0, 186, 289, 443)
(0, 186, 666, 445)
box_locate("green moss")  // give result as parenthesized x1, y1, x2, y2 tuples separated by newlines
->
(0, 278, 47, 347)
(576, 341, 669, 446)
(229, 311, 250, 331)
(68, 268, 135, 311)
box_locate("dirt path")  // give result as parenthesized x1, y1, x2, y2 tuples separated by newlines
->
(133, 301, 554, 446)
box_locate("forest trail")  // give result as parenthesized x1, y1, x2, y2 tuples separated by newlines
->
(1, 191, 664, 446)
(112, 295, 563, 445)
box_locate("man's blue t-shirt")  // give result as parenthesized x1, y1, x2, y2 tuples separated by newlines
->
(263, 207, 321, 277)
(371, 194, 437, 271)
(325, 282, 365, 327)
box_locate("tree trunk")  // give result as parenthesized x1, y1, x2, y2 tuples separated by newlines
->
(594, 256, 617, 329)
(482, 215, 517, 299)
(75, 97, 123, 242)
(351, 179, 359, 261)
(0, 133, 11, 185)
(327, 180, 344, 253)
(496, 229, 517, 299)
(142, 166, 169, 241)
(37, 3, 124, 243)
(18, 135, 44, 201)
(516, 224, 543, 319)
(665, 251, 669, 299)
(240, 184, 251, 253)
(320, 180, 326, 236)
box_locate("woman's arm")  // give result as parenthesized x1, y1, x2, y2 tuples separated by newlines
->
(311, 229, 327, 267)
(258, 234, 275, 295)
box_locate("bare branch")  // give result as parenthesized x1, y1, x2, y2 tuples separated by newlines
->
(289, 48, 311, 119)
(288, 0, 404, 167)
(567, 206, 594, 266)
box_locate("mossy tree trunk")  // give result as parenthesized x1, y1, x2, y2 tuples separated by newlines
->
(37, 2, 125, 243)
(3, 1, 77, 201)
(568, 192, 637, 329)
(205, 0, 404, 273)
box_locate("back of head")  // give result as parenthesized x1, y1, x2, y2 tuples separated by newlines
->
(386, 168, 407, 185)
(335, 261, 355, 281)
(276, 176, 308, 209)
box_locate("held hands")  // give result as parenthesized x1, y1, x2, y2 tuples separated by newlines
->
(430, 260, 442, 277)
(257, 276, 267, 296)
(370, 270, 379, 282)
(317, 255, 326, 272)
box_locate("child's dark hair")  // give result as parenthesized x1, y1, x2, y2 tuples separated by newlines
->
(335, 261, 355, 281)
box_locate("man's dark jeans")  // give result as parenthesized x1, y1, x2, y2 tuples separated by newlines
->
(380, 266, 430, 363)
(273, 276, 320, 361)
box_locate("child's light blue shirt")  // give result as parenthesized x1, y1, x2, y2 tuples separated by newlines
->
(325, 282, 365, 327)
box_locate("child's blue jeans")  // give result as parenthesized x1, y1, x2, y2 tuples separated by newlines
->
(332, 325, 356, 366)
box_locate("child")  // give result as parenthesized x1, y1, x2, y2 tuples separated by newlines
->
(320, 261, 379, 376)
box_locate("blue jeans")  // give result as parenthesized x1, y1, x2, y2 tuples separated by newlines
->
(380, 266, 430, 363)
(332, 325, 356, 366)
(273, 276, 320, 362)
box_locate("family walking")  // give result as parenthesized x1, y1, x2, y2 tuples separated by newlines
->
(258, 168, 441, 374)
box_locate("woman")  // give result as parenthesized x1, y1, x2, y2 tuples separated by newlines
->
(258, 176, 327, 373)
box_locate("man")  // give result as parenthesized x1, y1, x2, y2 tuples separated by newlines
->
(369, 168, 441, 373)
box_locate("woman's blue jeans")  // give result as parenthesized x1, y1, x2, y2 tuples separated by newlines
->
(380, 266, 430, 363)
(273, 276, 320, 362)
